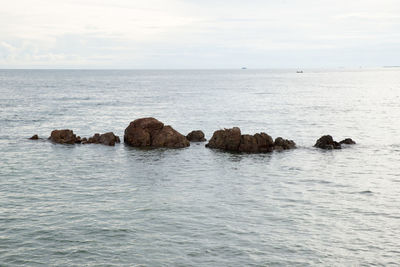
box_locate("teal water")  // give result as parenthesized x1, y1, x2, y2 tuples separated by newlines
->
(1, 69, 400, 266)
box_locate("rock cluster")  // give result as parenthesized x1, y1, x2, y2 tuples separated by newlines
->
(206, 127, 296, 153)
(84, 132, 121, 146)
(48, 129, 120, 146)
(186, 130, 206, 142)
(124, 117, 189, 148)
(314, 135, 356, 149)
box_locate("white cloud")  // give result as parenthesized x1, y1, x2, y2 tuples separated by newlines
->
(0, 0, 399, 68)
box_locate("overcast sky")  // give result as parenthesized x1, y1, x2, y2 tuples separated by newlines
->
(0, 0, 399, 68)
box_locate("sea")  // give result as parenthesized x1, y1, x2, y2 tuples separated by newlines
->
(1, 69, 400, 266)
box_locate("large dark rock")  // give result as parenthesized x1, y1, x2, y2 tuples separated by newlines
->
(49, 129, 80, 144)
(206, 127, 241, 151)
(124, 117, 189, 148)
(339, 138, 356, 145)
(314, 135, 341, 149)
(86, 132, 120, 146)
(274, 137, 296, 151)
(186, 130, 206, 142)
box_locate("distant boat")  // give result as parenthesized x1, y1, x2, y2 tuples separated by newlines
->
(241, 67, 247, 69)
(296, 70, 303, 73)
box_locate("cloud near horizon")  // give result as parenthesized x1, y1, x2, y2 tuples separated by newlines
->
(0, 0, 399, 68)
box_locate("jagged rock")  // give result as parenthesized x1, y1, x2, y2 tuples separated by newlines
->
(186, 130, 206, 142)
(339, 138, 356, 145)
(314, 135, 341, 149)
(206, 127, 241, 151)
(29, 134, 39, 140)
(124, 117, 189, 148)
(86, 132, 120, 146)
(49, 129, 79, 144)
(274, 137, 296, 151)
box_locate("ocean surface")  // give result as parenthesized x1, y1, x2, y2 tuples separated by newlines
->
(1, 69, 400, 266)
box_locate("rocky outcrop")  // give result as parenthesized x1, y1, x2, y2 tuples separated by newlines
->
(274, 137, 296, 151)
(205, 127, 241, 151)
(124, 117, 189, 148)
(49, 129, 81, 144)
(314, 135, 342, 149)
(85, 132, 120, 146)
(206, 127, 294, 153)
(339, 138, 356, 145)
(29, 134, 39, 140)
(186, 130, 206, 142)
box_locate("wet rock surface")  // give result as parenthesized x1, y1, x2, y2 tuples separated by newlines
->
(274, 137, 296, 151)
(186, 130, 206, 142)
(124, 117, 189, 148)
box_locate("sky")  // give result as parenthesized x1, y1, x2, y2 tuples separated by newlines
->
(0, 0, 399, 68)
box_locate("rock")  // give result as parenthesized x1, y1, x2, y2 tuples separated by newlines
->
(238, 132, 274, 153)
(186, 130, 206, 142)
(274, 137, 296, 150)
(124, 117, 189, 148)
(29, 134, 39, 140)
(86, 132, 120, 146)
(339, 138, 356, 145)
(254, 133, 275, 153)
(206, 127, 241, 151)
(314, 135, 341, 149)
(49, 129, 79, 144)
(152, 126, 190, 148)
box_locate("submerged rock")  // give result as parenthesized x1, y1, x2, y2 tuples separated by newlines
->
(86, 132, 120, 146)
(29, 134, 39, 140)
(186, 130, 206, 142)
(124, 117, 189, 148)
(206, 127, 241, 151)
(339, 138, 356, 145)
(314, 135, 341, 149)
(49, 129, 80, 144)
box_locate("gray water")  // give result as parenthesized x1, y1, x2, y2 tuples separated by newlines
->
(1, 69, 400, 266)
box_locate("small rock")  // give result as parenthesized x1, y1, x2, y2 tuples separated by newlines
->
(274, 137, 296, 150)
(49, 129, 79, 144)
(186, 130, 206, 142)
(86, 132, 120, 146)
(339, 138, 356, 145)
(29, 134, 39, 140)
(314, 135, 341, 149)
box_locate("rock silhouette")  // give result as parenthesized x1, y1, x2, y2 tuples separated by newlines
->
(124, 117, 189, 148)
(186, 130, 206, 142)
(274, 137, 296, 151)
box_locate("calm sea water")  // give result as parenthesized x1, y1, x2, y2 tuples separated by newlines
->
(1, 69, 400, 266)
